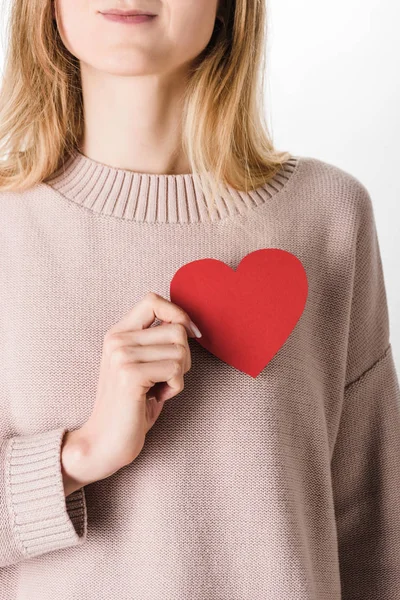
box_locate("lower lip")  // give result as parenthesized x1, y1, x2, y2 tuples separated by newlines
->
(101, 13, 157, 24)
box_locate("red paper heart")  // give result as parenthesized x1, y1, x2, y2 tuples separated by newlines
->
(170, 249, 308, 378)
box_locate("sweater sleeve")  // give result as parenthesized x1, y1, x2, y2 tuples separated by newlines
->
(0, 426, 87, 567)
(330, 182, 400, 599)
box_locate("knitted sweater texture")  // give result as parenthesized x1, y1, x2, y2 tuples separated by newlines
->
(0, 149, 399, 600)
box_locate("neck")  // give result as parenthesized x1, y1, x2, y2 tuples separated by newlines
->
(79, 62, 191, 176)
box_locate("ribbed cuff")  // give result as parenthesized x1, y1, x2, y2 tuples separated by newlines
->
(4, 427, 87, 560)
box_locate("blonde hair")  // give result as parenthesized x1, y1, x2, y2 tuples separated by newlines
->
(0, 0, 291, 207)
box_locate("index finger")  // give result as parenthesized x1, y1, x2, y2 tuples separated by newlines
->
(108, 292, 202, 338)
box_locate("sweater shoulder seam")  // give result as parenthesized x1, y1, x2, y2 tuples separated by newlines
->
(344, 343, 391, 391)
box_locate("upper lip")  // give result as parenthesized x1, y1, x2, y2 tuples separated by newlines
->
(100, 8, 156, 16)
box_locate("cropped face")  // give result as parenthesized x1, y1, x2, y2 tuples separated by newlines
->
(53, 1, 220, 76)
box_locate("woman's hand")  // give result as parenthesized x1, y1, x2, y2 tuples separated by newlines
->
(61, 292, 201, 494)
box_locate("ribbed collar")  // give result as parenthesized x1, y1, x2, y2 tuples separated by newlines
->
(43, 148, 299, 224)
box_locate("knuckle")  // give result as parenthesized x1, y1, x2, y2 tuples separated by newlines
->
(172, 322, 187, 342)
(110, 346, 130, 365)
(104, 331, 123, 350)
(176, 379, 185, 394)
(144, 291, 159, 303)
(174, 343, 186, 361)
(170, 360, 182, 376)
(119, 360, 140, 381)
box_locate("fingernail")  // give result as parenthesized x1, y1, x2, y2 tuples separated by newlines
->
(189, 320, 202, 338)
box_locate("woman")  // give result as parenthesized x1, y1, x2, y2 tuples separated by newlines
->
(0, 1, 399, 599)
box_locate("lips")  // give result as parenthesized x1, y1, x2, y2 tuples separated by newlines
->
(100, 9, 156, 16)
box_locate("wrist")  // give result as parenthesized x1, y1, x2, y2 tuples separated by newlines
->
(61, 427, 98, 496)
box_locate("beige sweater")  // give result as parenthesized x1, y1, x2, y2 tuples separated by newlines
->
(0, 148, 399, 600)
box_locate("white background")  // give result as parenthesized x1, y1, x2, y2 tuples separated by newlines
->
(0, 0, 399, 368)
(266, 0, 400, 368)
